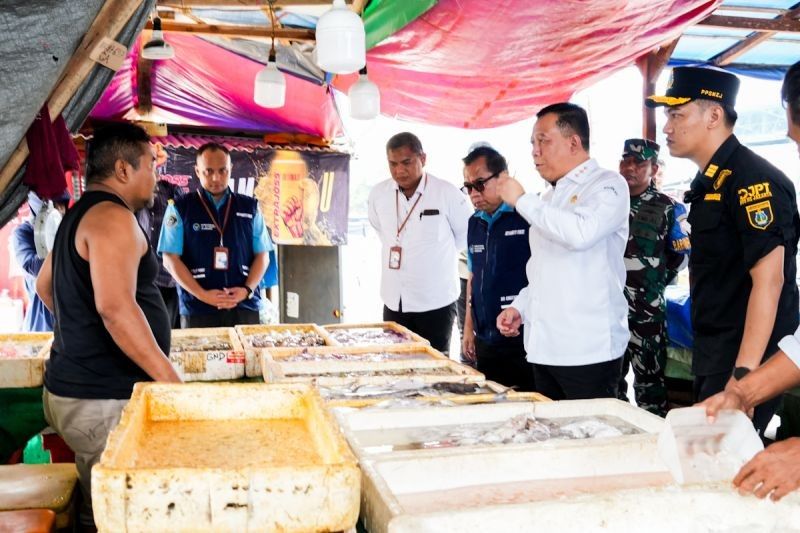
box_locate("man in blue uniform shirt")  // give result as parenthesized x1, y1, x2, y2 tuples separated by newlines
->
(11, 190, 70, 331)
(159, 142, 273, 328)
(461, 145, 534, 390)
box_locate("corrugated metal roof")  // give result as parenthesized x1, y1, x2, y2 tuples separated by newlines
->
(671, 0, 800, 79)
(152, 134, 344, 154)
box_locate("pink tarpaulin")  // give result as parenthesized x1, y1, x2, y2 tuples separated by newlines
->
(91, 34, 342, 140)
(352, 0, 721, 129)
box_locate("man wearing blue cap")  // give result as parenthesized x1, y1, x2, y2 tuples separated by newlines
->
(647, 66, 800, 435)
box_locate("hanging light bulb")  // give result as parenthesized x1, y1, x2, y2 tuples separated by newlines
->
(142, 16, 175, 60)
(349, 66, 380, 119)
(254, 2, 286, 108)
(254, 49, 286, 108)
(315, 0, 365, 74)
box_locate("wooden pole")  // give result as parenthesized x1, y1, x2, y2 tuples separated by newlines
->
(636, 38, 679, 141)
(0, 0, 145, 197)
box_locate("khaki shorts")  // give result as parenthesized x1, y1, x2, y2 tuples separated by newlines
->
(42, 388, 128, 527)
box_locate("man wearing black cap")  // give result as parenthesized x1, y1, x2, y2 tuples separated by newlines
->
(618, 138, 690, 416)
(647, 66, 800, 435)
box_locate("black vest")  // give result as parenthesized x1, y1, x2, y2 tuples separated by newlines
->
(45, 191, 170, 399)
(467, 209, 530, 347)
(174, 191, 261, 315)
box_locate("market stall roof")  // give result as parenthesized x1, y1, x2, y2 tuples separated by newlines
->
(147, 0, 722, 129)
(669, 0, 800, 79)
(89, 32, 343, 140)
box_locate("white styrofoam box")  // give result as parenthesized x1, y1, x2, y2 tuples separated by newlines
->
(168, 327, 244, 381)
(659, 407, 764, 484)
(93, 382, 360, 533)
(322, 321, 429, 348)
(334, 399, 664, 459)
(262, 350, 484, 386)
(360, 437, 800, 533)
(0, 332, 53, 388)
(235, 323, 335, 377)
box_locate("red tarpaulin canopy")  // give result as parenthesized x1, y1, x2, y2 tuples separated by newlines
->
(347, 0, 721, 128)
(91, 33, 343, 140)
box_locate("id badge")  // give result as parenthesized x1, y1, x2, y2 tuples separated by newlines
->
(213, 246, 229, 270)
(389, 245, 402, 270)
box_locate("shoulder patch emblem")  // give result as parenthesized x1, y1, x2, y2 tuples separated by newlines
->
(745, 201, 773, 230)
(704, 164, 719, 178)
(738, 182, 772, 206)
(713, 169, 732, 190)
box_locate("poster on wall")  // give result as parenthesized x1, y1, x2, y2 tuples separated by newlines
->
(157, 144, 350, 246)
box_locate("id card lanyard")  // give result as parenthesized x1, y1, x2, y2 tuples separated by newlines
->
(197, 190, 233, 270)
(390, 176, 426, 270)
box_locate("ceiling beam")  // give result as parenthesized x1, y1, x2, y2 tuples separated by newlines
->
(715, 5, 786, 16)
(712, 5, 800, 65)
(146, 20, 316, 41)
(158, 0, 353, 6)
(698, 14, 800, 33)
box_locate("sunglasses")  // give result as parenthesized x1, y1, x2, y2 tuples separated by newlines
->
(461, 171, 500, 193)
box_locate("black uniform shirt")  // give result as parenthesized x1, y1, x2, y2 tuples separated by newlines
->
(685, 134, 800, 376)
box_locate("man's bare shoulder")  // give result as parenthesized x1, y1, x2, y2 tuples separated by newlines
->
(76, 200, 143, 257)
(81, 201, 137, 233)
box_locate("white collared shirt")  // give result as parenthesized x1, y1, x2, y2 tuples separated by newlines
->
(368, 172, 472, 312)
(511, 158, 631, 366)
(778, 328, 800, 370)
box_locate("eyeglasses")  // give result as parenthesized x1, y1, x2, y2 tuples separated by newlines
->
(461, 172, 500, 193)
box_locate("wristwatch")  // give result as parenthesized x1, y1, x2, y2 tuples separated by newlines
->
(243, 286, 254, 299)
(732, 366, 751, 381)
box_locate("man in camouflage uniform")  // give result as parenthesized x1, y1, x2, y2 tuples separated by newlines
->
(618, 138, 690, 416)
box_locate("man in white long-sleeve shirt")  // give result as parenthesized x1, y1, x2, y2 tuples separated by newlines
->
(495, 102, 630, 400)
(368, 132, 473, 353)
(701, 60, 800, 502)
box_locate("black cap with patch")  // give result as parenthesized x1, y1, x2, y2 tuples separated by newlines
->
(646, 66, 740, 108)
(622, 138, 660, 162)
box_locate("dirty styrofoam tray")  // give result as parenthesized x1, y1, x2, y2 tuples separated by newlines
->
(360, 437, 800, 533)
(0, 332, 53, 388)
(235, 323, 334, 377)
(335, 399, 663, 458)
(92, 382, 360, 533)
(323, 321, 429, 347)
(262, 344, 449, 375)
(262, 352, 484, 386)
(169, 327, 244, 381)
(324, 382, 549, 408)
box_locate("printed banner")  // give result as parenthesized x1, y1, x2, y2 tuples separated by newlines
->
(158, 145, 349, 246)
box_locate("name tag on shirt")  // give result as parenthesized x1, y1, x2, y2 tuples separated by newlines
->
(236, 212, 253, 219)
(504, 229, 525, 236)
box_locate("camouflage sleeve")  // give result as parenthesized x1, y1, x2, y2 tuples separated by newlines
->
(665, 202, 690, 283)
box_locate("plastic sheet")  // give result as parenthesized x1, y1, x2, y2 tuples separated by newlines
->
(350, 0, 721, 128)
(91, 33, 343, 140)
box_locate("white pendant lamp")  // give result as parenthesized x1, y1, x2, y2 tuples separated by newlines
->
(315, 0, 365, 74)
(254, 49, 286, 108)
(141, 16, 174, 60)
(349, 66, 380, 119)
(254, 2, 286, 108)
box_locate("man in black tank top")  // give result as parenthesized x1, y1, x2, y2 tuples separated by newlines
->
(36, 123, 181, 530)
